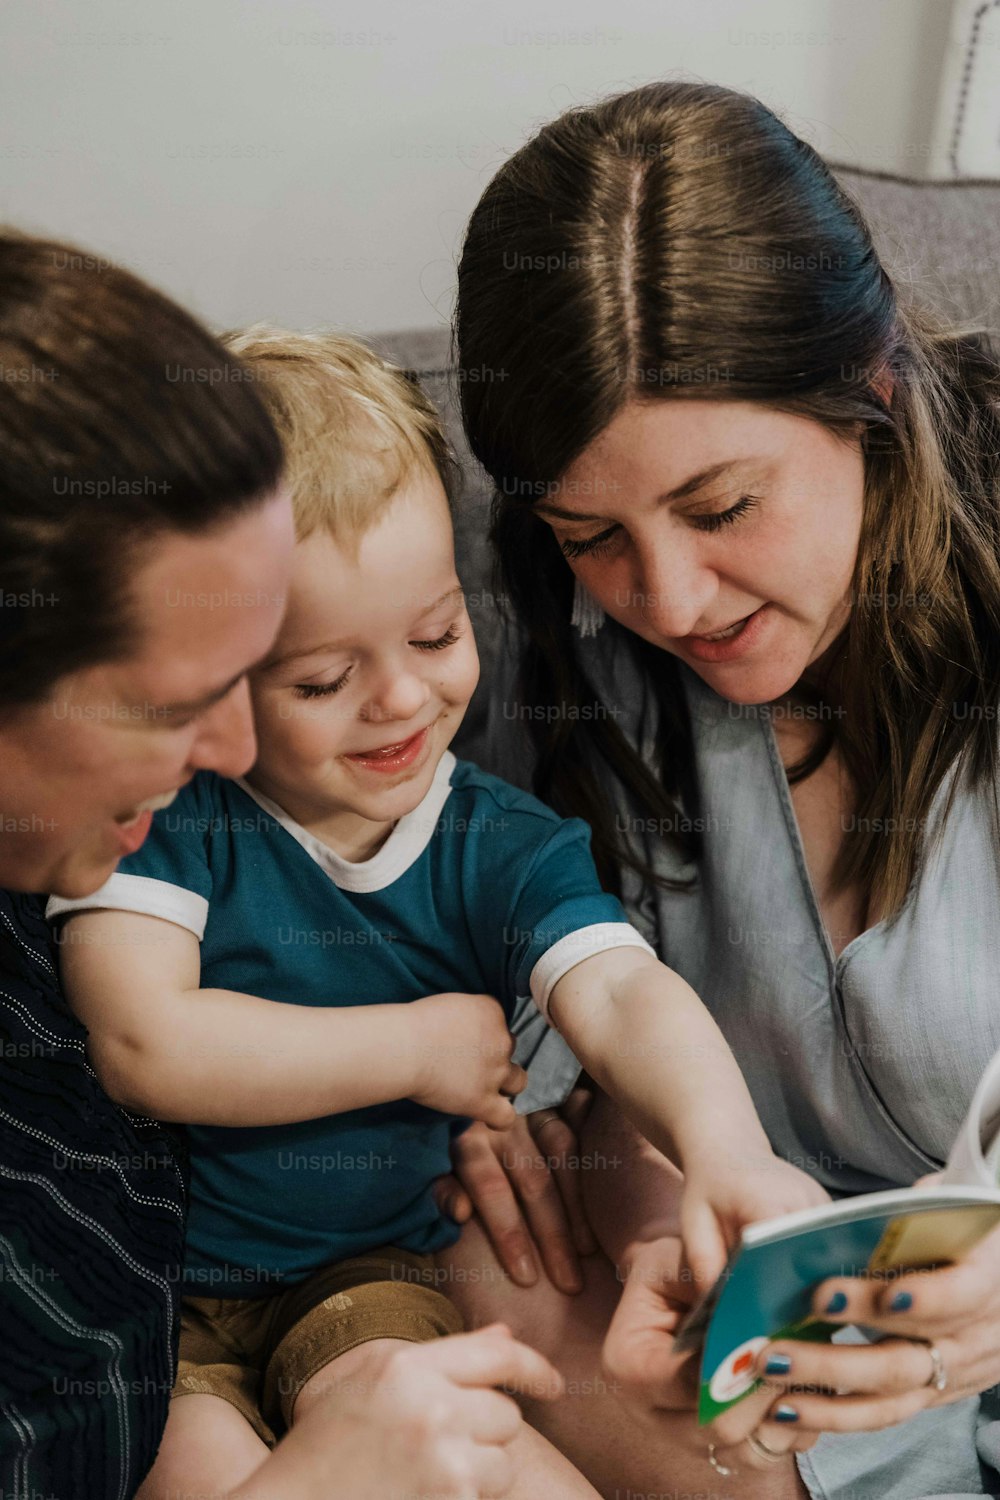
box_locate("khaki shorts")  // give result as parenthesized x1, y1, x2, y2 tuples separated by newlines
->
(175, 1246, 464, 1445)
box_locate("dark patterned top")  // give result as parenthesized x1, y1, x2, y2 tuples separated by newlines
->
(0, 889, 187, 1500)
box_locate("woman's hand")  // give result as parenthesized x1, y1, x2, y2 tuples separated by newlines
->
(601, 1234, 700, 1412)
(680, 1150, 831, 1291)
(741, 1214, 1000, 1437)
(605, 1234, 820, 1473)
(434, 1090, 597, 1295)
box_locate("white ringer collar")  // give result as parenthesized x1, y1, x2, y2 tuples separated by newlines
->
(234, 750, 457, 894)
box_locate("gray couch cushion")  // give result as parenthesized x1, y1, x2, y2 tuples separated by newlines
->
(369, 167, 1000, 763)
(834, 168, 1000, 335)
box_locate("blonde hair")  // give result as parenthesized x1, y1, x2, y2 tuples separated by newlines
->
(222, 325, 453, 546)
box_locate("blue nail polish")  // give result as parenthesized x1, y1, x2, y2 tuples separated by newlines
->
(765, 1354, 793, 1376)
(774, 1404, 799, 1423)
(824, 1291, 848, 1315)
(890, 1290, 913, 1312)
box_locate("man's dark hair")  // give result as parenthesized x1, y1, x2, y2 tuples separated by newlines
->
(0, 232, 285, 707)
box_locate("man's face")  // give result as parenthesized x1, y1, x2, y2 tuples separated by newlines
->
(0, 490, 295, 896)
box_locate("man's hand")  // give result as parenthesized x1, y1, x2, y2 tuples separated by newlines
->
(232, 1325, 564, 1500)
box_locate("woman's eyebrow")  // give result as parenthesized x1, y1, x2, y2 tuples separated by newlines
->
(663, 459, 743, 502)
(536, 459, 743, 522)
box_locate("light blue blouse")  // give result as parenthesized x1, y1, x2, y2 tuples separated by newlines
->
(467, 618, 1000, 1500)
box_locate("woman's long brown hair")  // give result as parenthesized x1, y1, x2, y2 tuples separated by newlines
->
(455, 80, 1000, 918)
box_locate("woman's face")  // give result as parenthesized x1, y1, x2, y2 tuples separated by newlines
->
(0, 490, 295, 898)
(538, 399, 866, 704)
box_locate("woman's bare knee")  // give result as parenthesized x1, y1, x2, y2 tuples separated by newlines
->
(434, 1220, 811, 1500)
(436, 1215, 620, 1358)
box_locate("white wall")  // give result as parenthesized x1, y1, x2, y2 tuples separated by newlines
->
(0, 0, 958, 335)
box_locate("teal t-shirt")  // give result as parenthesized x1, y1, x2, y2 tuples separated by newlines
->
(50, 752, 649, 1294)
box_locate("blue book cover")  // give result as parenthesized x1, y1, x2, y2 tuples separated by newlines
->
(680, 1189, 1000, 1424)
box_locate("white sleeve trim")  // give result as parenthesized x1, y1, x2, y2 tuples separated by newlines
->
(529, 922, 656, 1022)
(46, 873, 209, 940)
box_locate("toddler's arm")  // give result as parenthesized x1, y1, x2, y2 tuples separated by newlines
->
(57, 908, 524, 1128)
(548, 948, 828, 1281)
(548, 948, 764, 1168)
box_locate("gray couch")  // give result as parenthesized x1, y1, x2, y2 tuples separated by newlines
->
(370, 167, 1000, 771)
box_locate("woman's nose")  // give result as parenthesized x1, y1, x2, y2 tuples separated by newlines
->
(628, 538, 718, 640)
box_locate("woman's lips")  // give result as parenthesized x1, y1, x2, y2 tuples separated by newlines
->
(682, 605, 770, 664)
(342, 726, 430, 774)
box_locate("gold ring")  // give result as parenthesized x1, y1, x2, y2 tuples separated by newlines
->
(924, 1341, 948, 1392)
(746, 1429, 786, 1463)
(707, 1442, 738, 1477)
(529, 1109, 562, 1134)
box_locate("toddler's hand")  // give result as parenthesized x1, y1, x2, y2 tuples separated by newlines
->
(680, 1149, 830, 1291)
(409, 991, 526, 1128)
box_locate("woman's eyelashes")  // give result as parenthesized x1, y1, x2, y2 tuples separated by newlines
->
(291, 623, 464, 699)
(695, 493, 760, 532)
(560, 524, 621, 560)
(557, 494, 761, 558)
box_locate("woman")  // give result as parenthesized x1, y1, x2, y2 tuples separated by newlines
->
(0, 232, 561, 1500)
(443, 79, 1000, 1498)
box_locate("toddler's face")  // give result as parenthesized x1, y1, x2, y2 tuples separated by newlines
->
(247, 469, 479, 849)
